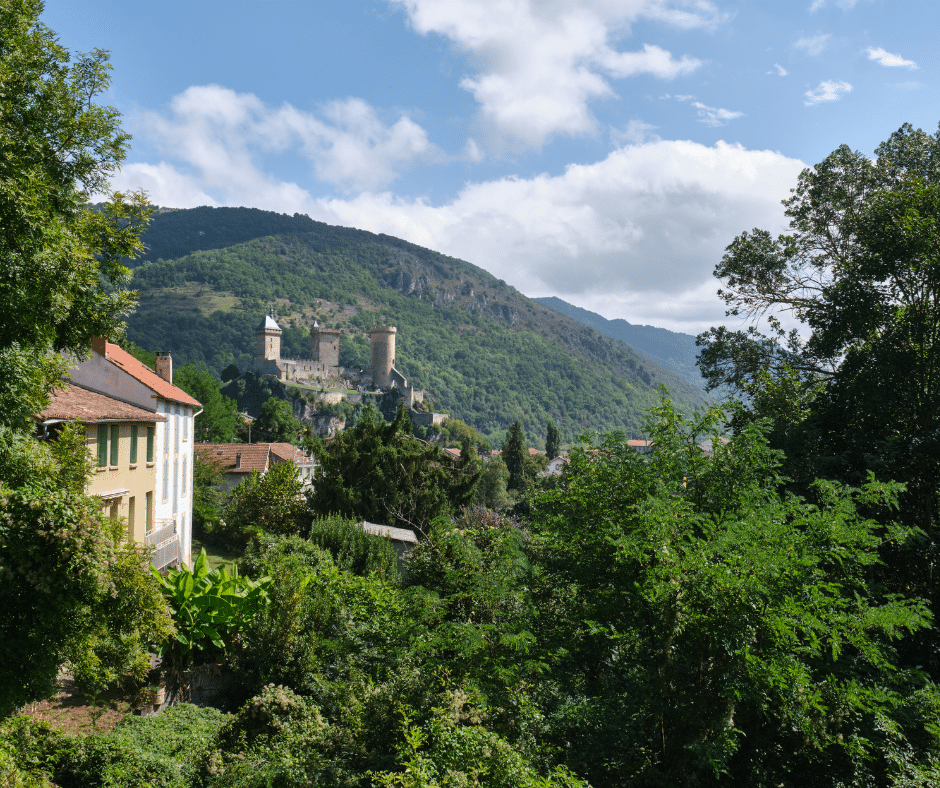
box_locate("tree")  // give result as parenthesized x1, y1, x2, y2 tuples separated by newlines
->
(224, 461, 306, 543)
(0, 2, 160, 714)
(545, 420, 560, 461)
(174, 365, 242, 442)
(697, 123, 940, 530)
(254, 396, 303, 444)
(308, 404, 480, 531)
(502, 421, 529, 492)
(220, 363, 240, 383)
(532, 398, 940, 786)
(0, 0, 150, 432)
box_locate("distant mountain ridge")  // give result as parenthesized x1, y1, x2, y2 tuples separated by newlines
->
(535, 296, 707, 391)
(125, 206, 711, 446)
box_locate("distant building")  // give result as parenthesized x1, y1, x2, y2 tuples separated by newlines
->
(66, 339, 201, 567)
(195, 442, 316, 493)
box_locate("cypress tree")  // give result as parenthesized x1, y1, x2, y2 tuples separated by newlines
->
(546, 421, 560, 461)
(504, 421, 529, 492)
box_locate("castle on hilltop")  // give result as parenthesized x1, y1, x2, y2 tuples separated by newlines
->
(253, 311, 424, 407)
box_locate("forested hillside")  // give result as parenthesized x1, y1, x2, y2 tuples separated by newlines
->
(125, 207, 709, 445)
(536, 295, 706, 389)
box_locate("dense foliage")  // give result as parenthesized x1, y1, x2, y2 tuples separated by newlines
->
(308, 404, 480, 532)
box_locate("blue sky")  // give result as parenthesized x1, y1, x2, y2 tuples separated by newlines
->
(43, 0, 938, 334)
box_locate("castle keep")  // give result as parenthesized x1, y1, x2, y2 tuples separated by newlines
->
(253, 311, 423, 406)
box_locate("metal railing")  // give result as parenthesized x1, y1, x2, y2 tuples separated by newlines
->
(146, 519, 180, 570)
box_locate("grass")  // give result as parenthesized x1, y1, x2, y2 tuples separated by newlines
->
(190, 537, 242, 572)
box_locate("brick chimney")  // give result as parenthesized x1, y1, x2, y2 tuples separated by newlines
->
(235, 453, 242, 470)
(155, 351, 172, 383)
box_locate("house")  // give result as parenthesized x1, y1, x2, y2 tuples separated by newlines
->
(194, 442, 317, 493)
(66, 339, 202, 567)
(35, 382, 186, 569)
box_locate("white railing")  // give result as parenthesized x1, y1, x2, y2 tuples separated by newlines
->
(146, 519, 179, 570)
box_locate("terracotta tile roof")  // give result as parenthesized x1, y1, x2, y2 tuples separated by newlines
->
(195, 443, 271, 474)
(268, 443, 315, 466)
(38, 383, 167, 424)
(92, 338, 201, 408)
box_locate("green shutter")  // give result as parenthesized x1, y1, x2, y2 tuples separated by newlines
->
(97, 424, 108, 467)
(147, 427, 154, 463)
(110, 425, 119, 466)
(130, 425, 138, 464)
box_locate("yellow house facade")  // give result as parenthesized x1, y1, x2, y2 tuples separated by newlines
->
(37, 382, 182, 568)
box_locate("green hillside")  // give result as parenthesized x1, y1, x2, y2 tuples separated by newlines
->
(535, 296, 707, 390)
(125, 207, 710, 446)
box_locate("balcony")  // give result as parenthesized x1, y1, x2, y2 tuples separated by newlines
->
(146, 519, 180, 570)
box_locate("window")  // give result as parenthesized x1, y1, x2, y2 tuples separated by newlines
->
(110, 425, 119, 466)
(145, 491, 153, 533)
(128, 496, 135, 539)
(163, 459, 169, 502)
(164, 408, 170, 455)
(130, 426, 138, 464)
(182, 408, 188, 441)
(146, 426, 154, 463)
(181, 456, 187, 495)
(175, 408, 180, 453)
(97, 424, 108, 467)
(173, 458, 179, 514)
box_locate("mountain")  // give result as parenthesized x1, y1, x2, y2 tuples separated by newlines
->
(535, 296, 707, 390)
(125, 207, 711, 447)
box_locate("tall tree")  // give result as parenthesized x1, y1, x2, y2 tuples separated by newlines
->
(254, 397, 303, 444)
(502, 421, 529, 492)
(697, 123, 940, 530)
(0, 0, 150, 431)
(0, 1, 161, 713)
(545, 420, 560, 461)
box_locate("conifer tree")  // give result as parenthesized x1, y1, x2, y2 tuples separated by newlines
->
(503, 421, 529, 492)
(546, 420, 560, 460)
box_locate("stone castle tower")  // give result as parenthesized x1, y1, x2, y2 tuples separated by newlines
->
(369, 326, 396, 388)
(256, 310, 282, 367)
(311, 322, 340, 368)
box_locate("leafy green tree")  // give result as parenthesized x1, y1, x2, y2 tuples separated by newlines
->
(308, 404, 480, 532)
(474, 455, 513, 510)
(220, 362, 240, 382)
(502, 421, 530, 492)
(223, 461, 306, 544)
(545, 420, 560, 460)
(174, 365, 242, 442)
(192, 452, 225, 540)
(253, 396, 303, 444)
(0, 0, 150, 432)
(533, 398, 939, 786)
(697, 123, 940, 530)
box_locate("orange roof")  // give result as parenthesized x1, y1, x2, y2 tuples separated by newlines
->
(196, 443, 271, 474)
(195, 442, 313, 474)
(38, 383, 167, 424)
(92, 338, 201, 408)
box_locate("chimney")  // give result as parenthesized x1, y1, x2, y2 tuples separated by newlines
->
(235, 453, 242, 470)
(155, 351, 172, 383)
(91, 336, 107, 356)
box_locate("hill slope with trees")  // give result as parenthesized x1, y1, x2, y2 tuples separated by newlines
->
(125, 207, 710, 445)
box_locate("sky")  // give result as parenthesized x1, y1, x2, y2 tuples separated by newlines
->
(42, 0, 940, 335)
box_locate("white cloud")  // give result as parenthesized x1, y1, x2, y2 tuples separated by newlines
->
(770, 63, 788, 76)
(804, 79, 852, 105)
(692, 101, 743, 126)
(390, 0, 709, 148)
(795, 33, 831, 56)
(135, 85, 438, 196)
(611, 119, 660, 146)
(866, 46, 916, 68)
(810, 0, 861, 11)
(315, 139, 804, 332)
